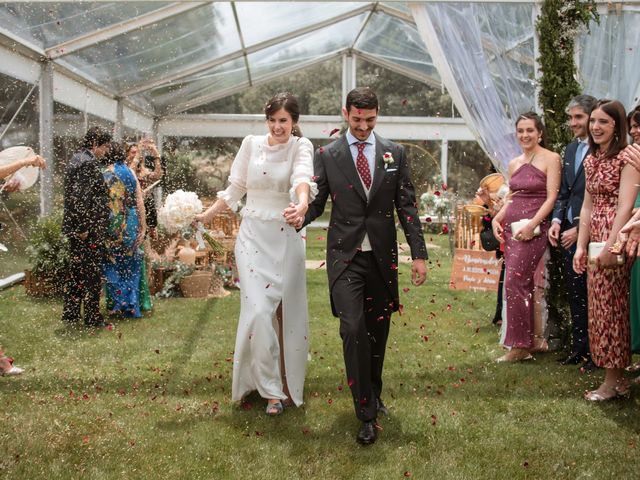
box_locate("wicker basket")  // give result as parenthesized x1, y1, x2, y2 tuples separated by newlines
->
(23, 270, 62, 297)
(179, 271, 212, 298)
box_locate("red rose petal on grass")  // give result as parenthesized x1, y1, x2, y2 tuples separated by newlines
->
(327, 399, 333, 405)
(401, 98, 408, 106)
(83, 435, 90, 444)
(431, 415, 437, 425)
(403, 287, 410, 293)
(398, 304, 404, 315)
(404, 472, 411, 477)
(255, 431, 264, 437)
(302, 426, 311, 435)
(316, 236, 325, 241)
(446, 304, 452, 311)
(241, 401, 253, 411)
(441, 225, 449, 234)
(422, 335, 429, 342)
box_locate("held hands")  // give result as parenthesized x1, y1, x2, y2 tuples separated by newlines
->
(283, 202, 308, 229)
(411, 258, 427, 286)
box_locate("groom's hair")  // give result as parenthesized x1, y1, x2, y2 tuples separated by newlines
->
(82, 126, 112, 149)
(346, 87, 378, 111)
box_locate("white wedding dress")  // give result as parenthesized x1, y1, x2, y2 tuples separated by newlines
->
(217, 134, 317, 406)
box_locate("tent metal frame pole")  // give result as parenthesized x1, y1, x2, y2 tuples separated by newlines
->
(39, 60, 54, 217)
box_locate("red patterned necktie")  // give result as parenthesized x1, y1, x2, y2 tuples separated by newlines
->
(356, 142, 372, 189)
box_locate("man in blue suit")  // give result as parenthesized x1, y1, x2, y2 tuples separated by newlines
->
(548, 95, 597, 370)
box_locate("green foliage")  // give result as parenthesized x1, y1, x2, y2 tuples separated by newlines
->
(25, 210, 69, 277)
(536, 0, 598, 151)
(162, 151, 209, 196)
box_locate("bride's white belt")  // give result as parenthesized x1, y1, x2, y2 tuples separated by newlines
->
(242, 190, 290, 221)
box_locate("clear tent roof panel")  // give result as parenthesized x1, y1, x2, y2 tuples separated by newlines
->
(235, 1, 366, 47)
(0, 1, 170, 49)
(355, 11, 439, 83)
(0, 1, 550, 118)
(247, 14, 366, 79)
(58, 2, 241, 93)
(147, 57, 248, 113)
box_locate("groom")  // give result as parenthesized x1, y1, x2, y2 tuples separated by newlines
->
(299, 87, 427, 445)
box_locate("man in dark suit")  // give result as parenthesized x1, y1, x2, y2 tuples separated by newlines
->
(298, 87, 428, 445)
(61, 126, 112, 327)
(548, 94, 597, 370)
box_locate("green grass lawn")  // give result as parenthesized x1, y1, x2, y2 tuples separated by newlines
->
(1, 229, 639, 479)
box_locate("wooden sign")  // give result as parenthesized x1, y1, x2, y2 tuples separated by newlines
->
(449, 248, 502, 292)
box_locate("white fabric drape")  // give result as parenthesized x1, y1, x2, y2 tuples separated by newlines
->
(410, 2, 536, 174)
(578, 9, 640, 110)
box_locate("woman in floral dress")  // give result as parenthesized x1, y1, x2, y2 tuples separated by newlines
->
(573, 100, 640, 401)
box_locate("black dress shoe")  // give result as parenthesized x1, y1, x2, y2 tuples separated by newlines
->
(376, 398, 389, 416)
(356, 420, 377, 445)
(580, 359, 598, 372)
(558, 352, 584, 365)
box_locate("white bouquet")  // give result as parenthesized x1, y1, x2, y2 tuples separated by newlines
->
(159, 190, 224, 255)
(158, 189, 203, 233)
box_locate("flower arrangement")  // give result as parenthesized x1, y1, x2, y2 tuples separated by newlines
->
(158, 189, 224, 255)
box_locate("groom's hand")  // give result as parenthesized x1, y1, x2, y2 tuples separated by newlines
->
(411, 258, 427, 286)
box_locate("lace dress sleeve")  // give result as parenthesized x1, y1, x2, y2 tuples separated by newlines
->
(217, 135, 252, 210)
(289, 137, 318, 203)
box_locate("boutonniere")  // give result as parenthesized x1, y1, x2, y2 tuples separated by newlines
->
(383, 152, 394, 170)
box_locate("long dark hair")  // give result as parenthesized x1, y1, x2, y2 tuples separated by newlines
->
(515, 112, 547, 148)
(265, 92, 302, 137)
(103, 142, 126, 166)
(588, 99, 628, 158)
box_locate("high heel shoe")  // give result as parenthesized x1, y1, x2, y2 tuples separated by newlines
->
(265, 401, 284, 416)
(584, 383, 630, 401)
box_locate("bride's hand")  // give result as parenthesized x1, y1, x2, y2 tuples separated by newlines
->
(284, 202, 308, 225)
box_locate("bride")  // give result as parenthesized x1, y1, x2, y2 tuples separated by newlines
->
(196, 92, 316, 415)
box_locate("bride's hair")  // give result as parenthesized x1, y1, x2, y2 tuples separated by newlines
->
(265, 92, 303, 137)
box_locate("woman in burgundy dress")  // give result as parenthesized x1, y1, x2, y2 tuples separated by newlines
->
(573, 100, 640, 401)
(492, 112, 561, 362)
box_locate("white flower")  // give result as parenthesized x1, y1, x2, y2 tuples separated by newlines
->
(383, 152, 394, 166)
(158, 189, 204, 233)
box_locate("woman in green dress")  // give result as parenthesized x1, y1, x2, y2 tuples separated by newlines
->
(626, 107, 640, 374)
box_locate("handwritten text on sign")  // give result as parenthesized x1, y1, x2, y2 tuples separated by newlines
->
(449, 248, 502, 292)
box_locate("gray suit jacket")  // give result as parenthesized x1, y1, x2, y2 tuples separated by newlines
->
(304, 132, 427, 316)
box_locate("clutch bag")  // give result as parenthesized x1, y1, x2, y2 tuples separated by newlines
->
(510, 219, 540, 239)
(588, 242, 624, 265)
